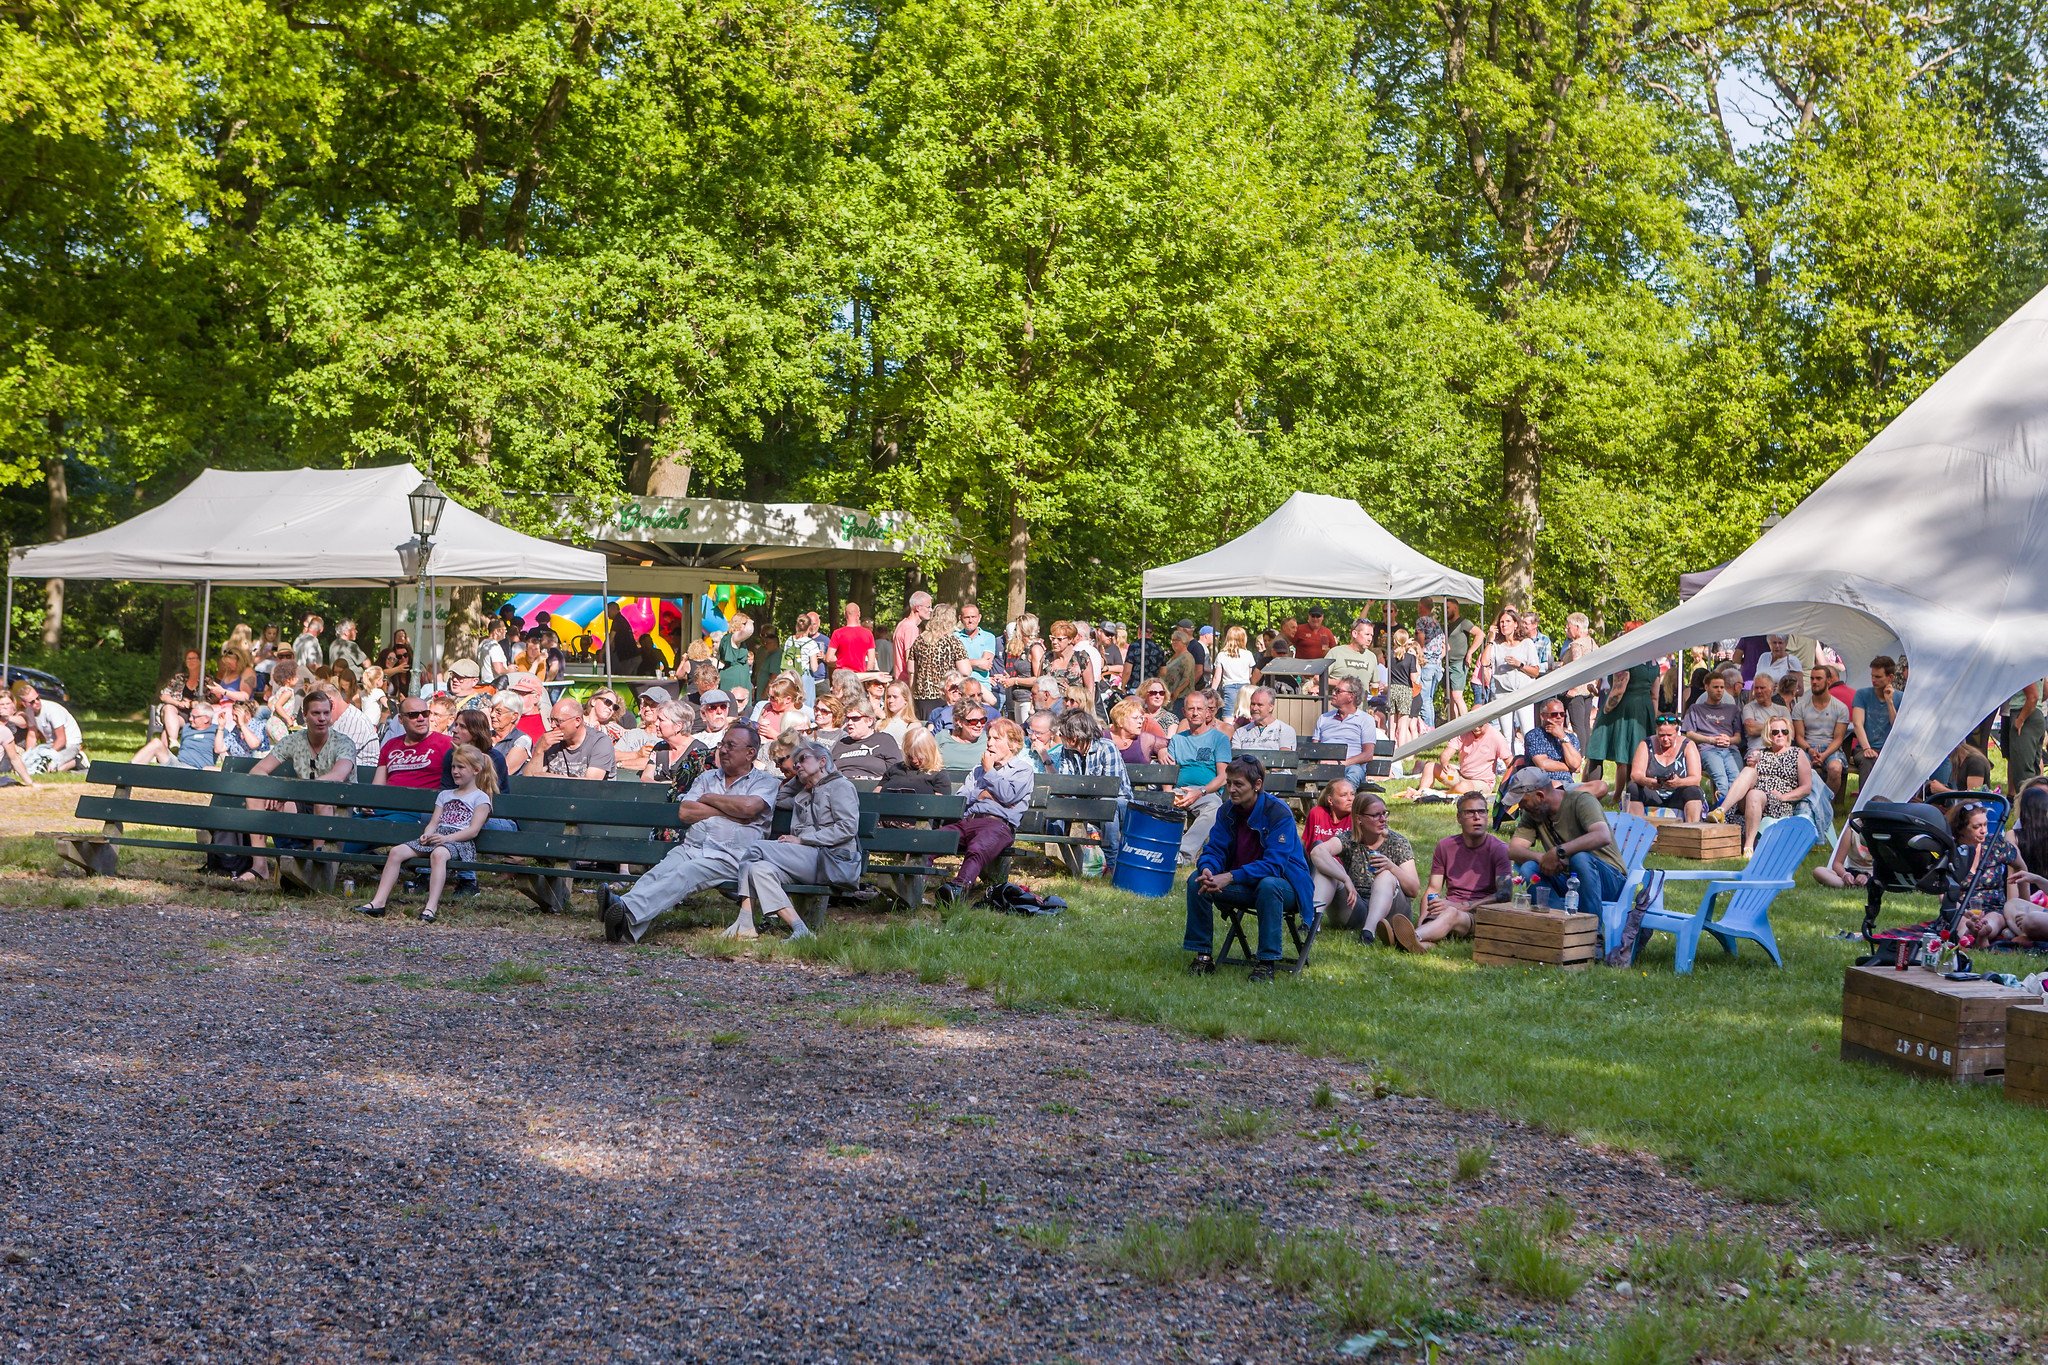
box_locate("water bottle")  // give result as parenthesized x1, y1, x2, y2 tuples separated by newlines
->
(1563, 874, 1579, 914)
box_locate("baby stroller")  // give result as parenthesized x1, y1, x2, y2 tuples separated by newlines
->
(1846, 789, 2008, 966)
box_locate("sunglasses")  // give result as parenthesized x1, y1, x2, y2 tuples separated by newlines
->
(1768, 727, 1791, 736)
(401, 709, 429, 719)
(1654, 714, 1679, 725)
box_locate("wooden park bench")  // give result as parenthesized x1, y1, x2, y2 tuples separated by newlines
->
(53, 761, 961, 927)
(1001, 773, 1122, 878)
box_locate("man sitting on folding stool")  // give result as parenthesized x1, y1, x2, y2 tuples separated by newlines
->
(1182, 755, 1315, 982)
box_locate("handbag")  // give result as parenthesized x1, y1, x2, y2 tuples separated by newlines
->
(1604, 870, 1663, 967)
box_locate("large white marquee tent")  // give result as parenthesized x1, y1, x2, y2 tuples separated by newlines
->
(3, 464, 608, 675)
(1142, 492, 1484, 604)
(1392, 280, 2048, 813)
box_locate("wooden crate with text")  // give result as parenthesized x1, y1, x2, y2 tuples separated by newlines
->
(2004, 1003, 2048, 1108)
(1471, 903, 1599, 968)
(1840, 965, 2031, 1084)
(1652, 819, 1743, 861)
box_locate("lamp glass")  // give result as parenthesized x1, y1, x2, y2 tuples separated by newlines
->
(409, 479, 448, 538)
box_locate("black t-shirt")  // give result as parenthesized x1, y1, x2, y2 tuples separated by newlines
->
(833, 733, 904, 781)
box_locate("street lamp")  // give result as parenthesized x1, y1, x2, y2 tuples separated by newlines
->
(1760, 500, 1782, 534)
(407, 479, 448, 680)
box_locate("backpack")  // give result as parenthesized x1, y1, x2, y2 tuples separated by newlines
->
(977, 882, 1068, 916)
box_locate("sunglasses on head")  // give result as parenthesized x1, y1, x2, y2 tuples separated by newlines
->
(1654, 714, 1679, 725)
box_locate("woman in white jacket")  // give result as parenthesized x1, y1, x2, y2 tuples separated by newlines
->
(725, 742, 863, 939)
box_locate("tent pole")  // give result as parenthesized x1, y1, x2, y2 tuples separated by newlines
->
(199, 581, 212, 659)
(601, 574, 613, 685)
(1139, 595, 1149, 684)
(2, 575, 12, 681)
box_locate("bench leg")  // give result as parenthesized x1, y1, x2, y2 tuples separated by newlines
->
(515, 872, 570, 915)
(279, 856, 337, 895)
(54, 836, 118, 876)
(798, 892, 829, 933)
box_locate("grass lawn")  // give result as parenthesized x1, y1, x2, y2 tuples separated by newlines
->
(17, 726, 2048, 1272)
(798, 798, 2048, 1259)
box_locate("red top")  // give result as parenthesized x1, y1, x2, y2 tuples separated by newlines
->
(380, 732, 454, 788)
(830, 625, 876, 673)
(892, 617, 919, 681)
(1306, 806, 1345, 847)
(517, 712, 546, 743)
(1292, 624, 1336, 660)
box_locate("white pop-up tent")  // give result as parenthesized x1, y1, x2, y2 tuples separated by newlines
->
(1140, 492, 1485, 675)
(1391, 279, 2048, 814)
(3, 464, 608, 675)
(1143, 492, 1484, 602)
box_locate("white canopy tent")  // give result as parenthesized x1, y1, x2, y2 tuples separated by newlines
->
(1139, 491, 1485, 680)
(3, 464, 608, 676)
(1390, 279, 2048, 816)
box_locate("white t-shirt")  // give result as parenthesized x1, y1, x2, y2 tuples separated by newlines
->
(1754, 651, 1805, 688)
(32, 699, 79, 751)
(1489, 641, 1539, 692)
(1791, 693, 1850, 753)
(431, 787, 492, 838)
(1214, 649, 1254, 688)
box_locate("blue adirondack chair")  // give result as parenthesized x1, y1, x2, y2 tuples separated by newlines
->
(1630, 817, 1816, 972)
(1591, 811, 1658, 955)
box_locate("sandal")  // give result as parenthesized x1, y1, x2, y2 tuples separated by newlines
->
(354, 902, 387, 918)
(418, 906, 437, 924)
(1187, 953, 1216, 976)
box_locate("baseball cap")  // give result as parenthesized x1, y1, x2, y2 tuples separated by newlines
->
(509, 674, 544, 695)
(1503, 768, 1559, 803)
(448, 658, 481, 678)
(639, 686, 674, 707)
(1198, 625, 1214, 637)
(700, 689, 731, 706)
(1307, 606, 1326, 617)
(1176, 619, 1196, 630)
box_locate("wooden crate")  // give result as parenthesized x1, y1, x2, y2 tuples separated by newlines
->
(1471, 903, 1599, 968)
(2005, 1003, 2048, 1108)
(1652, 819, 1743, 860)
(1840, 965, 2032, 1084)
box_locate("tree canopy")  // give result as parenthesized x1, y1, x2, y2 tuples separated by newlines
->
(3, 0, 2043, 646)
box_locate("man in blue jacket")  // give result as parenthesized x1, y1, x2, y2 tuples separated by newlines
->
(1184, 755, 1316, 982)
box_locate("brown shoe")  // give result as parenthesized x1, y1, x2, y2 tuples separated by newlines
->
(1386, 914, 1421, 953)
(1374, 918, 1394, 946)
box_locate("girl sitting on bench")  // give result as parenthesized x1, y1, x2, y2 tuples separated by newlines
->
(355, 744, 497, 924)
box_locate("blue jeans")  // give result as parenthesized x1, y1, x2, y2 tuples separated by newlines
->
(1341, 762, 1369, 787)
(1517, 854, 1626, 908)
(1185, 874, 1297, 962)
(1417, 662, 1442, 728)
(1699, 745, 1743, 805)
(1100, 801, 1126, 876)
(1220, 683, 1244, 720)
(343, 810, 418, 855)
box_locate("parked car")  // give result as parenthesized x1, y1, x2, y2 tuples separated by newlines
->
(0, 664, 68, 704)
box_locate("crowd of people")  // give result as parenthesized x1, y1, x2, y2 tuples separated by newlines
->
(15, 586, 2038, 959)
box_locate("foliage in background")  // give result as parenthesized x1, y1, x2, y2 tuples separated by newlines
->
(2, 0, 2044, 652)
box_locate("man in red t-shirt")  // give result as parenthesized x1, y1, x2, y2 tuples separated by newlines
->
(1291, 607, 1337, 660)
(378, 700, 455, 789)
(828, 602, 876, 674)
(1389, 790, 1513, 953)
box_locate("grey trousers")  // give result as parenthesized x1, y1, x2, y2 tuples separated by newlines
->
(1178, 792, 1222, 863)
(740, 841, 845, 920)
(618, 839, 755, 941)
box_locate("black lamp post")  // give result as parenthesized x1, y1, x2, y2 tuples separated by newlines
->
(407, 479, 448, 675)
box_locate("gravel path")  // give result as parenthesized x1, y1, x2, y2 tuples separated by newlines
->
(0, 898, 2027, 1361)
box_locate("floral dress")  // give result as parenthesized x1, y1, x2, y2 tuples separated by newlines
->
(1754, 746, 1804, 819)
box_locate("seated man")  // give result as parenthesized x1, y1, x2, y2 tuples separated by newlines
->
(167, 701, 227, 770)
(1183, 755, 1315, 983)
(1850, 655, 1900, 788)
(1403, 719, 1509, 801)
(1397, 791, 1513, 953)
(1168, 690, 1232, 863)
(1739, 673, 1790, 758)
(1310, 677, 1378, 787)
(1230, 687, 1298, 753)
(1025, 709, 1058, 771)
(527, 697, 616, 779)
(599, 721, 780, 943)
(247, 691, 359, 881)
(14, 683, 84, 774)
(1504, 768, 1626, 908)
(1522, 698, 1607, 799)
(1683, 673, 1745, 806)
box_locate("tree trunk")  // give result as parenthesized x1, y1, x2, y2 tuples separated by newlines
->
(445, 586, 491, 663)
(157, 596, 186, 680)
(1495, 396, 1542, 609)
(1006, 505, 1029, 622)
(627, 395, 689, 497)
(937, 558, 980, 610)
(848, 570, 875, 623)
(41, 450, 67, 648)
